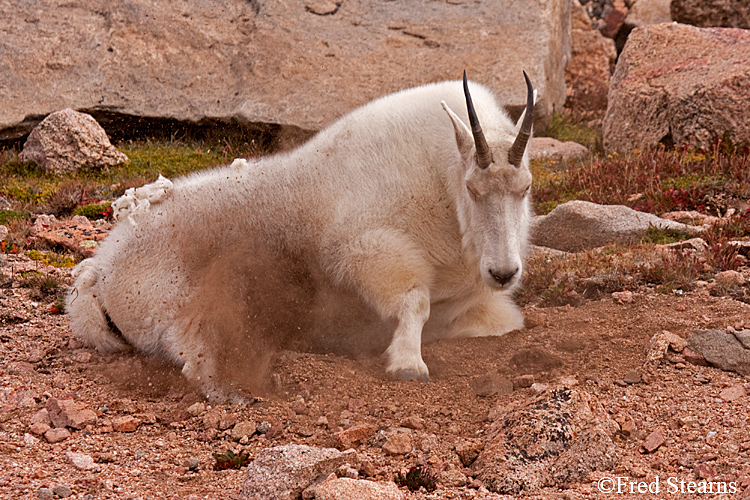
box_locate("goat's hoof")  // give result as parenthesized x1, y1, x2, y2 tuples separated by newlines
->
(389, 368, 430, 383)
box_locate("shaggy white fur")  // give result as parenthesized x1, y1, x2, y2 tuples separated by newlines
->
(66, 76, 534, 401)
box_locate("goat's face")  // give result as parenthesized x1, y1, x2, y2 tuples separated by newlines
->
(442, 73, 535, 290)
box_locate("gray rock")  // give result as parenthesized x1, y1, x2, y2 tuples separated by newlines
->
(19, 109, 127, 174)
(688, 330, 750, 376)
(734, 330, 750, 350)
(52, 485, 73, 498)
(239, 445, 358, 500)
(529, 137, 589, 162)
(65, 451, 98, 471)
(473, 388, 618, 494)
(531, 200, 698, 252)
(625, 0, 672, 27)
(36, 488, 54, 500)
(306, 476, 403, 500)
(604, 23, 750, 152)
(671, 0, 750, 28)
(1, 0, 571, 145)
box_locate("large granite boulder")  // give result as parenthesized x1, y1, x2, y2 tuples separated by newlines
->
(1, 0, 571, 147)
(671, 0, 750, 28)
(19, 108, 128, 174)
(603, 23, 750, 152)
(531, 200, 699, 252)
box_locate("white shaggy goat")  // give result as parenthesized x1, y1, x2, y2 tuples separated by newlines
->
(66, 73, 535, 401)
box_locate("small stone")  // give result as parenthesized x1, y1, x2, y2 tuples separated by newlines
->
(619, 420, 636, 437)
(219, 413, 238, 430)
(46, 398, 97, 429)
(37, 488, 54, 500)
(718, 384, 746, 402)
(681, 347, 709, 366)
(231, 420, 257, 441)
(183, 457, 200, 471)
(642, 429, 665, 453)
(512, 374, 534, 389)
(381, 430, 412, 456)
(693, 462, 716, 479)
(30, 422, 51, 435)
(255, 421, 271, 434)
(454, 439, 483, 466)
(44, 427, 71, 444)
(438, 468, 468, 487)
(186, 402, 206, 417)
(623, 370, 641, 384)
(113, 415, 140, 432)
(400, 415, 424, 430)
(52, 485, 73, 498)
(65, 451, 98, 471)
(332, 423, 377, 450)
(202, 411, 221, 430)
(530, 382, 549, 394)
(469, 374, 513, 397)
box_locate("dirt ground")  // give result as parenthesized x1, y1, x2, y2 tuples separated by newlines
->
(1, 250, 749, 500)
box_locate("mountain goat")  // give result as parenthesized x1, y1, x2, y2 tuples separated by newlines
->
(66, 72, 535, 401)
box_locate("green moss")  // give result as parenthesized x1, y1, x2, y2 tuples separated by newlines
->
(0, 209, 27, 225)
(73, 202, 112, 220)
(545, 113, 602, 152)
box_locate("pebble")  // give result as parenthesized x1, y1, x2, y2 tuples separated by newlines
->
(513, 374, 535, 389)
(623, 370, 641, 385)
(332, 423, 377, 450)
(65, 451, 98, 471)
(113, 415, 141, 432)
(400, 415, 424, 430)
(30, 422, 51, 435)
(642, 429, 665, 453)
(381, 430, 412, 456)
(44, 427, 71, 444)
(231, 420, 257, 441)
(719, 384, 746, 402)
(183, 457, 200, 471)
(186, 402, 206, 417)
(256, 421, 271, 434)
(37, 488, 54, 500)
(52, 485, 73, 498)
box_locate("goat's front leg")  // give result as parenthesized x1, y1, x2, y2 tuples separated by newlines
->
(325, 229, 433, 382)
(384, 287, 431, 381)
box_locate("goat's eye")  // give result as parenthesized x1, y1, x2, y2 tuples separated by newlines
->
(466, 184, 480, 200)
(522, 186, 531, 198)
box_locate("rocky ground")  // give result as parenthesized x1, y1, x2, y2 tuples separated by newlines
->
(1, 249, 749, 500)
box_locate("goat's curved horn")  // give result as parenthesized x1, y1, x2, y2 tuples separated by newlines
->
(508, 71, 534, 167)
(463, 71, 492, 169)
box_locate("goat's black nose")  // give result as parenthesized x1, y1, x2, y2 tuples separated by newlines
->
(489, 268, 518, 286)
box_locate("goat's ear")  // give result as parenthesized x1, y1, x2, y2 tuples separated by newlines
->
(514, 89, 538, 133)
(441, 101, 474, 162)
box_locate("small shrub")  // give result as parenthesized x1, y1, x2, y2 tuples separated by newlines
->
(73, 202, 112, 220)
(212, 449, 250, 470)
(0, 209, 27, 225)
(395, 466, 437, 492)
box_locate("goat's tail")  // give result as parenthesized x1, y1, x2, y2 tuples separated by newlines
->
(66, 259, 128, 353)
